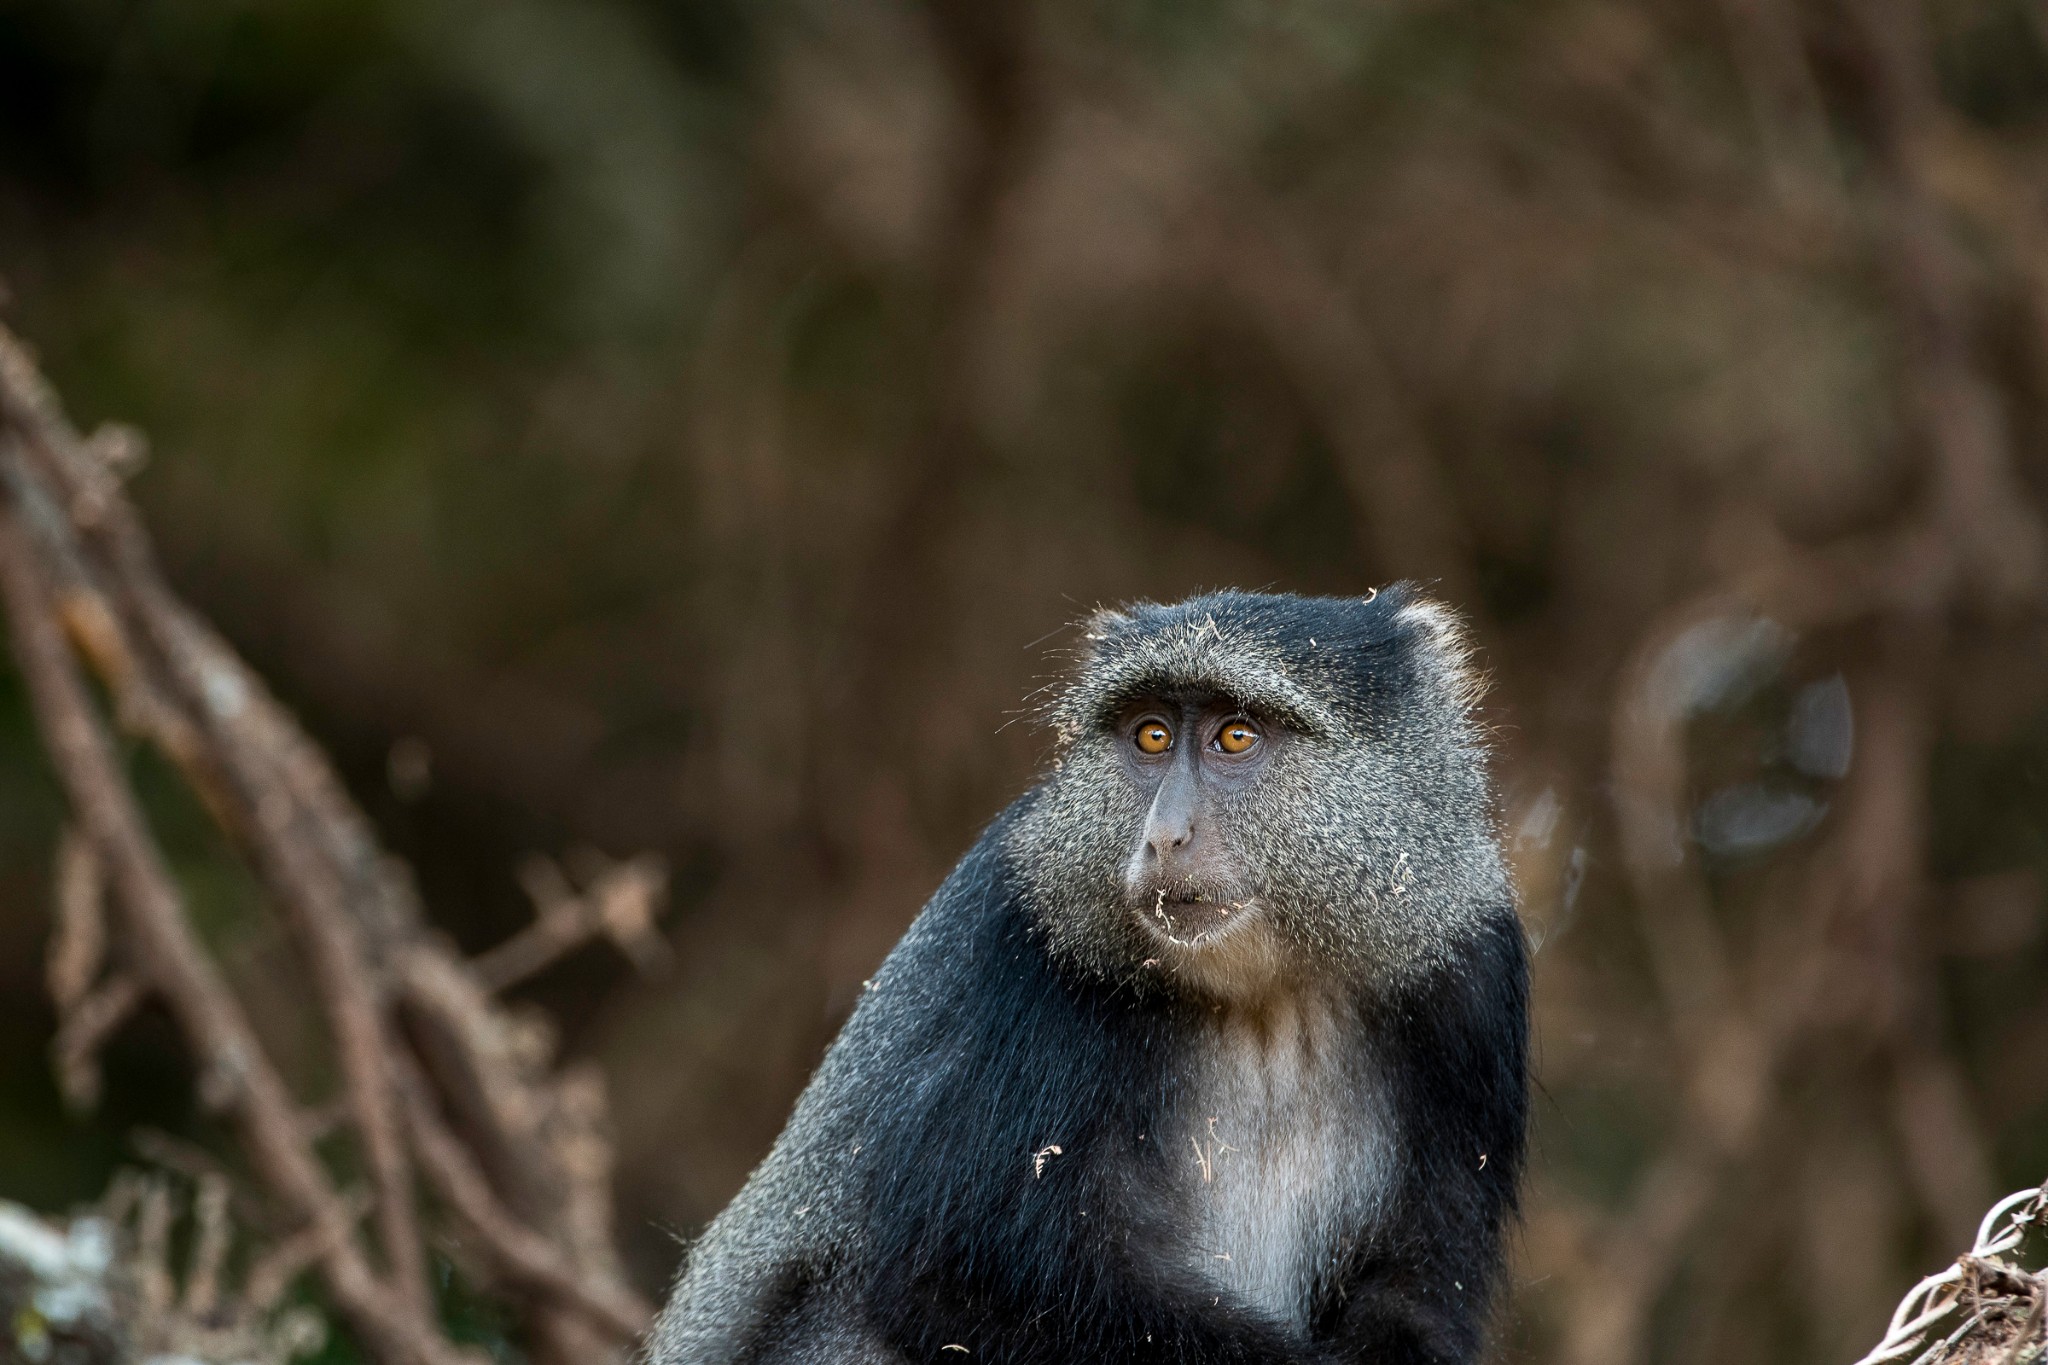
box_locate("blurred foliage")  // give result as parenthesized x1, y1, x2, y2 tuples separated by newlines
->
(2, 0, 2048, 1362)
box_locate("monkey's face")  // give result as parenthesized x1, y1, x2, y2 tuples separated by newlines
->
(1107, 692, 1319, 1002)
(1012, 588, 1511, 1003)
(1013, 694, 1299, 1002)
(1113, 696, 1274, 949)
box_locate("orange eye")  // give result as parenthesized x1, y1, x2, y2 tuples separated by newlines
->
(1216, 719, 1260, 754)
(1134, 721, 1173, 755)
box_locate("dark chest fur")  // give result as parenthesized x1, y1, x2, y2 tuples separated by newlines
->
(858, 889, 1398, 1358)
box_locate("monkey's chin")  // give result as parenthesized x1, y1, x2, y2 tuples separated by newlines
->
(1134, 891, 1259, 950)
(1131, 894, 1296, 1004)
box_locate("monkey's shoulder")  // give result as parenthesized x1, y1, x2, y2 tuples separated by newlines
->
(644, 823, 1037, 1365)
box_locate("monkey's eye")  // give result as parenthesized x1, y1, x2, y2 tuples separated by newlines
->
(1215, 719, 1261, 755)
(1133, 720, 1174, 755)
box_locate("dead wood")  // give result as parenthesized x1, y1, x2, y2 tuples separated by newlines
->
(0, 320, 658, 1365)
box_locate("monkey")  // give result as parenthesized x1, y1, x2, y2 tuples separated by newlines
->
(647, 587, 1528, 1365)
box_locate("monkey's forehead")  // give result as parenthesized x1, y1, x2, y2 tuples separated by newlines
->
(1047, 587, 1431, 738)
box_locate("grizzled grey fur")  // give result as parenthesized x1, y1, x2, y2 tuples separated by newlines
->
(1019, 592, 1502, 987)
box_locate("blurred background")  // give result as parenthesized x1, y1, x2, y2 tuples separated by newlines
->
(0, 0, 2045, 1362)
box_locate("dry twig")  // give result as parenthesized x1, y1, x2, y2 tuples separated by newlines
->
(1850, 1182, 2046, 1365)
(0, 318, 658, 1364)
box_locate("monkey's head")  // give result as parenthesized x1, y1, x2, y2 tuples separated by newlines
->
(1010, 587, 1509, 1003)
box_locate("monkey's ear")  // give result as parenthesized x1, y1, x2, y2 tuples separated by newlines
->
(1393, 595, 1488, 710)
(1079, 606, 1134, 645)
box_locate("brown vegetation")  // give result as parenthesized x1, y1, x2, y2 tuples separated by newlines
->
(0, 322, 650, 1363)
(3, 0, 2048, 1363)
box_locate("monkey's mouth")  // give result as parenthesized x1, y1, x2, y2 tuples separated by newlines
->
(1135, 887, 1257, 948)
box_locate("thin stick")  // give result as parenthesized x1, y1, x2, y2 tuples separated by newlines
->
(0, 507, 470, 1365)
(395, 1056, 652, 1339)
(51, 972, 145, 1109)
(0, 317, 651, 1359)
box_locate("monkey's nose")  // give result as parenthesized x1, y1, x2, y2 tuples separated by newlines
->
(1146, 814, 1194, 861)
(1140, 771, 1198, 868)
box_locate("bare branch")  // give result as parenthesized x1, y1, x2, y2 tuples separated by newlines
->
(48, 825, 107, 1010)
(395, 1055, 652, 1340)
(0, 457, 473, 1365)
(242, 1191, 373, 1313)
(51, 973, 145, 1111)
(0, 315, 653, 1363)
(475, 852, 670, 994)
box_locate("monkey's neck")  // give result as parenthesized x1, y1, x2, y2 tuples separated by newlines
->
(1187, 983, 1352, 1065)
(1158, 915, 1307, 1008)
(1171, 984, 1384, 1330)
